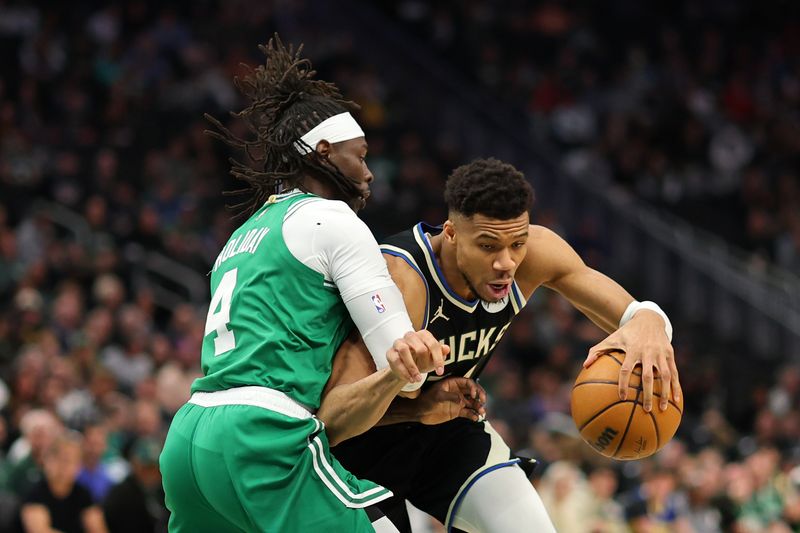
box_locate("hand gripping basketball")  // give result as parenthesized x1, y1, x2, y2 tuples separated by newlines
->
(571, 352, 683, 460)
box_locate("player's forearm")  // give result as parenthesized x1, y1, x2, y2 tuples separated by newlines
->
(318, 367, 407, 447)
(574, 301, 620, 334)
(375, 397, 425, 426)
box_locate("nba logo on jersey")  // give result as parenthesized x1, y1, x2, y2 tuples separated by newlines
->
(371, 293, 386, 313)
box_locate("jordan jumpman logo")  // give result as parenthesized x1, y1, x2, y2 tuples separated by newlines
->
(431, 299, 450, 323)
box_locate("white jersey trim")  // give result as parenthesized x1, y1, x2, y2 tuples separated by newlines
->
(413, 225, 479, 313)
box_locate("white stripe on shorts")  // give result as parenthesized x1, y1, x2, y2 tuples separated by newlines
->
(307, 437, 393, 508)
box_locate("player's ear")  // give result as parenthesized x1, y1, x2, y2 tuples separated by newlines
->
(443, 220, 456, 243)
(315, 140, 332, 158)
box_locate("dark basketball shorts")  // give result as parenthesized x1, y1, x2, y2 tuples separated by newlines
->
(333, 417, 534, 532)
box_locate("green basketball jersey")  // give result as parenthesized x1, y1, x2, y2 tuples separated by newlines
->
(191, 191, 354, 410)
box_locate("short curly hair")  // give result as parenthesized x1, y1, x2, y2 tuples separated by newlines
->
(444, 158, 534, 219)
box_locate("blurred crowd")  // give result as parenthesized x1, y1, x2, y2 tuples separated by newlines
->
(385, 0, 800, 274)
(0, 1, 798, 532)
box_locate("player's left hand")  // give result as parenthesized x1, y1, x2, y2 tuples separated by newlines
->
(582, 310, 681, 413)
(417, 377, 486, 425)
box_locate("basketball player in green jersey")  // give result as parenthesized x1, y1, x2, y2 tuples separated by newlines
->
(160, 37, 446, 533)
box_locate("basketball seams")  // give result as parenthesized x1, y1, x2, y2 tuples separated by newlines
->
(631, 391, 683, 414)
(573, 380, 620, 387)
(574, 382, 683, 415)
(573, 354, 683, 459)
(577, 400, 639, 432)
(648, 410, 661, 450)
(612, 389, 640, 458)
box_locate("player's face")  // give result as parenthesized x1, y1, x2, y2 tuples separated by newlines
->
(450, 212, 529, 302)
(328, 137, 373, 211)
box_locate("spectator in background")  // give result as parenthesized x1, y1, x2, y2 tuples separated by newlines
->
(3, 409, 62, 499)
(103, 438, 167, 533)
(585, 465, 627, 533)
(76, 420, 114, 503)
(21, 432, 108, 533)
(537, 461, 593, 531)
(622, 463, 693, 533)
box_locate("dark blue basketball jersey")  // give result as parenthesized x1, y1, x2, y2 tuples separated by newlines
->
(381, 223, 527, 387)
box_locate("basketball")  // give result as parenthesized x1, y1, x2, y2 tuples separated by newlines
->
(571, 352, 683, 460)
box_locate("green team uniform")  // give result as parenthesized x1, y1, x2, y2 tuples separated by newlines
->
(160, 192, 392, 532)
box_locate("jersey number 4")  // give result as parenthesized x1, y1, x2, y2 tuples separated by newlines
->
(204, 268, 237, 356)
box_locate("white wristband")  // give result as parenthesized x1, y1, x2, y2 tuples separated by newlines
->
(401, 374, 427, 393)
(619, 300, 673, 342)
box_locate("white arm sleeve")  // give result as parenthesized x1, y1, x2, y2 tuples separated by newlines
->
(283, 200, 420, 379)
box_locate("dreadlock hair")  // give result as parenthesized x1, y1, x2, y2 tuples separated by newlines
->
(444, 158, 535, 220)
(205, 34, 362, 217)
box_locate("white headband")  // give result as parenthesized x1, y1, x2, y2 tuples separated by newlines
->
(294, 112, 365, 154)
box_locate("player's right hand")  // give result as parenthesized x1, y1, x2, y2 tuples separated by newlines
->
(417, 377, 486, 425)
(386, 330, 448, 384)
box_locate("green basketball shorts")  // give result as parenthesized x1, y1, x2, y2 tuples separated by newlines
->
(160, 387, 393, 532)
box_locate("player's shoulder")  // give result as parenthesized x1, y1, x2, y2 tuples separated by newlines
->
(284, 197, 366, 231)
(382, 251, 426, 304)
(527, 224, 562, 243)
(516, 224, 574, 291)
(286, 196, 354, 218)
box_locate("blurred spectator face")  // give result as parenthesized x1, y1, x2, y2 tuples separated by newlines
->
(15, 287, 44, 326)
(39, 375, 67, 409)
(149, 334, 171, 365)
(754, 409, 779, 442)
(134, 400, 161, 437)
(95, 149, 118, 183)
(118, 304, 149, 341)
(84, 308, 114, 347)
(645, 468, 677, 504)
(52, 287, 84, 331)
(170, 303, 196, 335)
(89, 368, 118, 400)
(726, 463, 755, 504)
(549, 463, 580, 502)
(135, 377, 157, 401)
(588, 467, 618, 500)
(84, 195, 108, 229)
(747, 447, 779, 487)
(92, 273, 125, 310)
(82, 424, 108, 465)
(20, 409, 63, 461)
(43, 435, 83, 488)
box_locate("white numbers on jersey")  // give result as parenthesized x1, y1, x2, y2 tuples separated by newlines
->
(204, 268, 238, 356)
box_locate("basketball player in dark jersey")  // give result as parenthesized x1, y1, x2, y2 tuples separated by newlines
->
(318, 158, 681, 532)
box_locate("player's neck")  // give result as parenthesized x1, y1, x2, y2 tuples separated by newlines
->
(428, 232, 475, 301)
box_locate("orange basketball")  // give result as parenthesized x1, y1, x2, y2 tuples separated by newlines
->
(571, 352, 683, 460)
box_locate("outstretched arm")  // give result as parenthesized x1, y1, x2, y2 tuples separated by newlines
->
(318, 331, 395, 447)
(319, 329, 447, 446)
(518, 225, 681, 412)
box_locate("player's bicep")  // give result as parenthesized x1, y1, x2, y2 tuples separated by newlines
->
(535, 227, 631, 329)
(323, 329, 377, 397)
(384, 253, 427, 330)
